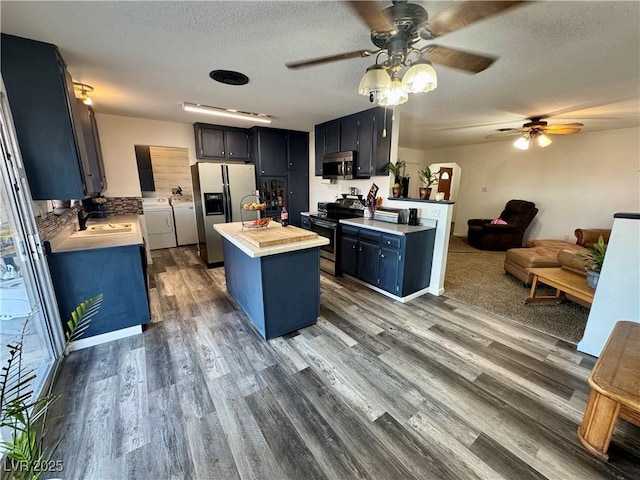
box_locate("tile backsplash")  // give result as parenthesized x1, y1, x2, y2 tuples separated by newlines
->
(102, 197, 143, 216)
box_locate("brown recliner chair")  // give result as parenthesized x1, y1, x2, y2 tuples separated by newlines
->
(467, 200, 538, 251)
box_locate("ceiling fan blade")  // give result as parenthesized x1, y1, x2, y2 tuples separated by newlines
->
(424, 45, 497, 74)
(428, 1, 528, 37)
(286, 50, 372, 69)
(544, 126, 583, 135)
(485, 131, 525, 138)
(544, 123, 584, 130)
(348, 1, 395, 33)
(495, 127, 524, 132)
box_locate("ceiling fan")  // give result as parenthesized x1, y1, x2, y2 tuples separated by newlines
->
(486, 117, 584, 149)
(286, 1, 528, 106)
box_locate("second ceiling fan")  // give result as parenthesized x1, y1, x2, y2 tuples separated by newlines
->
(286, 1, 528, 106)
(486, 117, 584, 149)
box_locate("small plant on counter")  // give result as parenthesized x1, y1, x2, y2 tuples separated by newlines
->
(385, 160, 406, 187)
(385, 161, 408, 197)
(1, 294, 103, 479)
(418, 166, 440, 187)
(417, 165, 440, 200)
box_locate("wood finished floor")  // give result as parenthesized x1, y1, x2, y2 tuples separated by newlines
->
(45, 246, 640, 480)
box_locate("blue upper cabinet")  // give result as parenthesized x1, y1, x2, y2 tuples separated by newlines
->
(313, 107, 392, 178)
(253, 128, 288, 176)
(194, 123, 249, 160)
(1, 34, 103, 200)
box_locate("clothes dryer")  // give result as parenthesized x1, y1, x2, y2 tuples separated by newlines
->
(142, 197, 177, 250)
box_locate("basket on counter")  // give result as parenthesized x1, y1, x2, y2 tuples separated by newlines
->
(240, 194, 271, 230)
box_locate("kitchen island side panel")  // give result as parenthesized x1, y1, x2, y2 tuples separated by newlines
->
(261, 247, 321, 339)
(222, 239, 267, 336)
(221, 238, 320, 339)
(402, 229, 436, 296)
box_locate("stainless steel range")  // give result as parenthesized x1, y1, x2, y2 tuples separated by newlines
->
(309, 196, 365, 275)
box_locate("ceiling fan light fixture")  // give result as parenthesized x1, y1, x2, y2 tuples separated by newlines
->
(536, 133, 552, 148)
(378, 77, 408, 106)
(402, 61, 437, 94)
(358, 64, 391, 96)
(513, 136, 530, 150)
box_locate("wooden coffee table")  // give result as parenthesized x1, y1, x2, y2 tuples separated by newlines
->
(525, 267, 594, 305)
(578, 321, 640, 460)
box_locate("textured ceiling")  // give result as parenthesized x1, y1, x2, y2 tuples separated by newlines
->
(2, 1, 639, 150)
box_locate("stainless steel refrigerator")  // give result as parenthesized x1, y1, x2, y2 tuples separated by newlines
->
(191, 162, 258, 266)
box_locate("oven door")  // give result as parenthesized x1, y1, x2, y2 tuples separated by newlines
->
(309, 216, 337, 261)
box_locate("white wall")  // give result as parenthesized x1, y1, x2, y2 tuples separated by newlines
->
(96, 114, 197, 197)
(423, 127, 640, 241)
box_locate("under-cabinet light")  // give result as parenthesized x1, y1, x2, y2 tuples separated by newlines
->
(182, 102, 272, 124)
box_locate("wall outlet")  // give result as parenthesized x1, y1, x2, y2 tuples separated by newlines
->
(481, 187, 488, 192)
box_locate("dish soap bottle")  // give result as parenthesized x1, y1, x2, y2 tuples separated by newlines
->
(281, 206, 289, 227)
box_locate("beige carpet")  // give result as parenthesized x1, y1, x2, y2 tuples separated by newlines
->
(444, 236, 589, 344)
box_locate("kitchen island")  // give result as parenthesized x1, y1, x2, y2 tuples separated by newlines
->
(214, 221, 329, 339)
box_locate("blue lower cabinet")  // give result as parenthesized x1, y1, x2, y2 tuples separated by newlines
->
(46, 245, 149, 338)
(339, 224, 435, 297)
(358, 241, 380, 286)
(340, 236, 358, 276)
(379, 247, 400, 294)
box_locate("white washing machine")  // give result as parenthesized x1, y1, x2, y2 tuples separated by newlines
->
(171, 196, 198, 246)
(142, 197, 177, 250)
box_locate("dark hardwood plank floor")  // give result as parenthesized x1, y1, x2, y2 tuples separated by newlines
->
(45, 246, 640, 479)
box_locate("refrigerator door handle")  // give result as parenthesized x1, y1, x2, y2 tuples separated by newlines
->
(223, 164, 233, 223)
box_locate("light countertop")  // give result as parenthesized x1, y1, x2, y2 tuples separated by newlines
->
(46, 215, 144, 253)
(339, 218, 435, 236)
(214, 221, 329, 258)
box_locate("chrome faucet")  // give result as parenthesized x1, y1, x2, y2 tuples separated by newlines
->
(77, 209, 101, 231)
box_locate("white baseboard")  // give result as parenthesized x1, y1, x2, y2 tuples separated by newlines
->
(343, 274, 430, 303)
(68, 325, 142, 352)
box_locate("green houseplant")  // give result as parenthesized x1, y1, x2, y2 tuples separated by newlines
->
(417, 166, 440, 200)
(385, 160, 407, 198)
(1, 294, 103, 479)
(580, 235, 607, 288)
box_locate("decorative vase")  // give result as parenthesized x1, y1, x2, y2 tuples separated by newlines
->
(586, 269, 599, 289)
(401, 177, 410, 198)
(419, 187, 432, 200)
(392, 187, 402, 198)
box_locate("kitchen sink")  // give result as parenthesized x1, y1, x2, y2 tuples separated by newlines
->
(70, 222, 135, 237)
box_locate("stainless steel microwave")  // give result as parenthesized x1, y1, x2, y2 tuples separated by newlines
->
(323, 151, 355, 180)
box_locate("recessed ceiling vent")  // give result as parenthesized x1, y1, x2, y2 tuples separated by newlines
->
(209, 70, 249, 86)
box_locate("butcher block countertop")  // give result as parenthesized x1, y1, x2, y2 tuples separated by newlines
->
(238, 224, 317, 248)
(214, 222, 329, 258)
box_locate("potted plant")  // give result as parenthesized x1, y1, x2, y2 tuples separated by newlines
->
(385, 160, 407, 198)
(580, 235, 607, 288)
(1, 295, 102, 479)
(418, 166, 440, 200)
